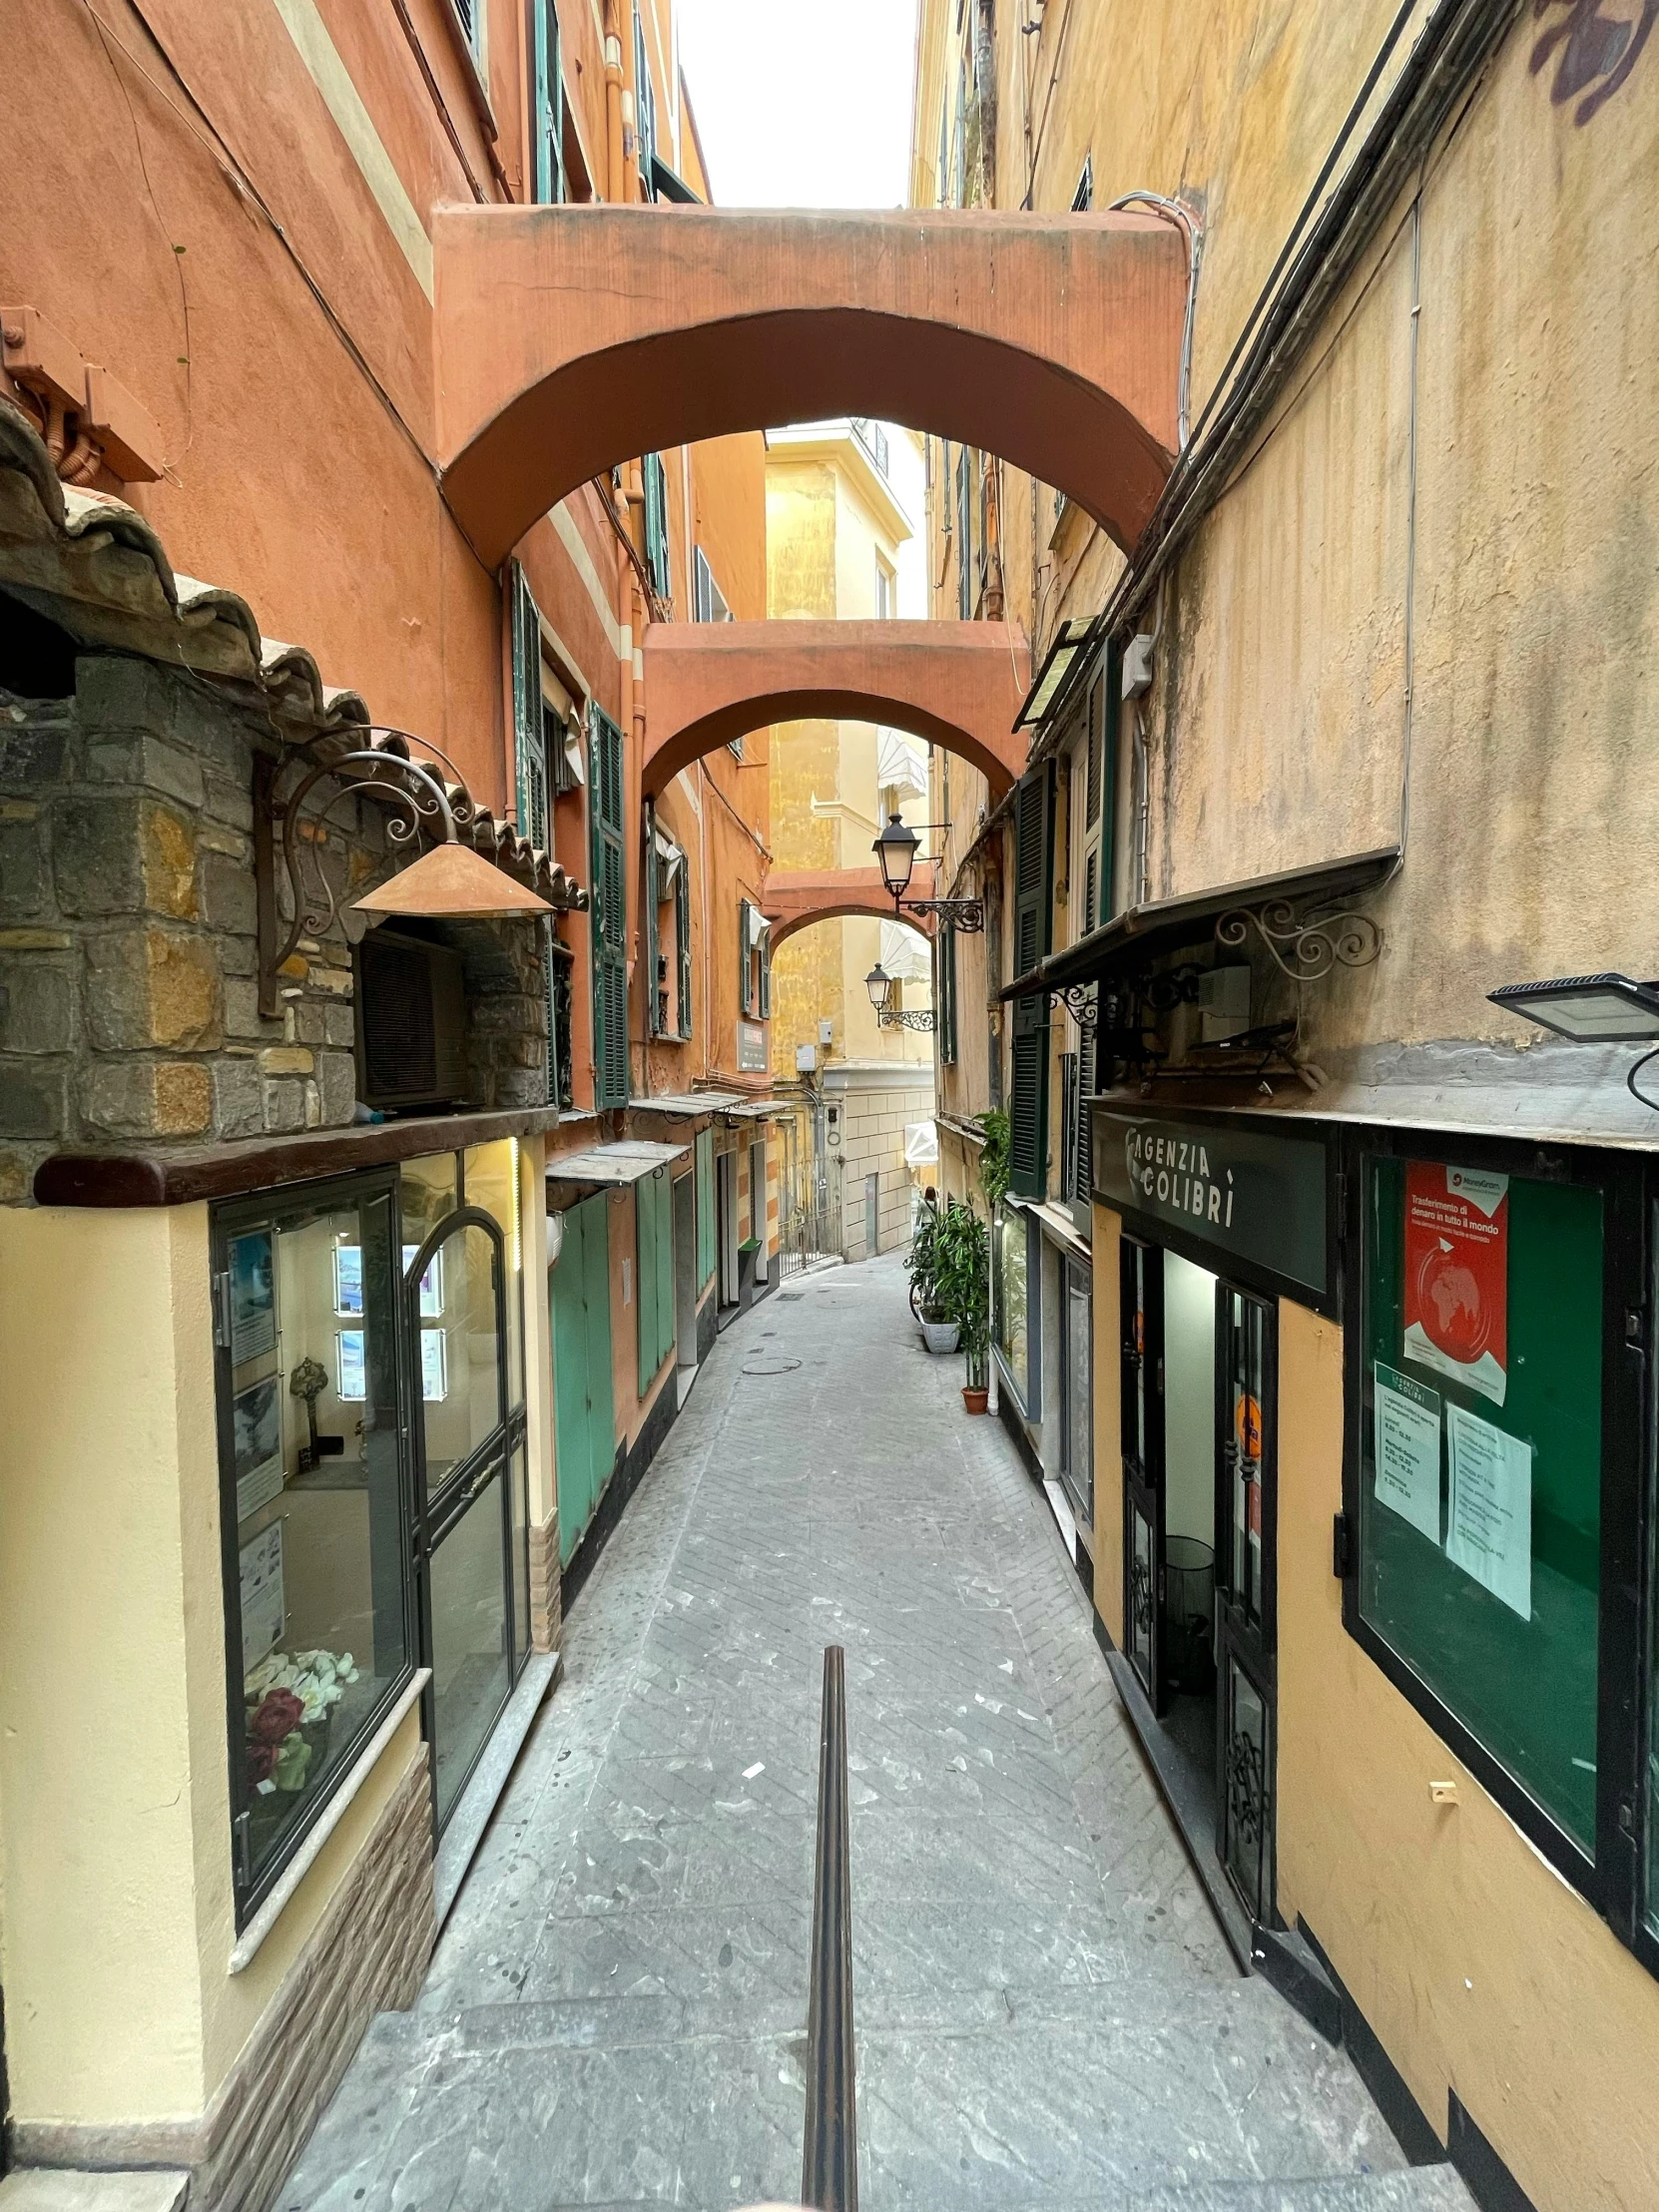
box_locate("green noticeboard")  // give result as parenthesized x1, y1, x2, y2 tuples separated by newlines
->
(1359, 1152, 1602, 1853)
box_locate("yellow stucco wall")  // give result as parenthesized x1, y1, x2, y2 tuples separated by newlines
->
(1275, 1298, 1659, 2212)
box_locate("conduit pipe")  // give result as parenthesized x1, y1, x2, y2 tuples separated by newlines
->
(1108, 192, 1201, 449)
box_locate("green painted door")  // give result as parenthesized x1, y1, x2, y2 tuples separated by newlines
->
(550, 1193, 616, 1566)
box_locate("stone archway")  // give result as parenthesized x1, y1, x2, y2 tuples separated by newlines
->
(642, 621, 1029, 800)
(433, 206, 1187, 567)
(763, 866, 935, 950)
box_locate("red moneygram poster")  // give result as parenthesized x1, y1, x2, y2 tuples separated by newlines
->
(1403, 1163, 1508, 1406)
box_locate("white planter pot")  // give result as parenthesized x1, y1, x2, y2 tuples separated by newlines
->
(921, 1319, 960, 1355)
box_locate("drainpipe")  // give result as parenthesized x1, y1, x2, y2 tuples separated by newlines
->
(602, 0, 626, 203)
(616, 0, 642, 204)
(986, 1198, 998, 1416)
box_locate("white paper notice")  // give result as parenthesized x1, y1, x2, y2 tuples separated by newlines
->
(1446, 1403, 1532, 1621)
(1373, 1363, 1441, 1542)
(240, 1521, 285, 1672)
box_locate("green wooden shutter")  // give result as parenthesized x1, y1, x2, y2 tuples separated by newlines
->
(643, 452, 670, 601)
(676, 864, 693, 1037)
(645, 810, 661, 1039)
(531, 0, 565, 204)
(1100, 640, 1120, 918)
(590, 706, 629, 1108)
(758, 920, 771, 1019)
(1009, 764, 1054, 1201)
(937, 921, 957, 1065)
(510, 564, 548, 848)
(553, 1195, 616, 1564)
(739, 900, 754, 1017)
(633, 3, 658, 195)
(696, 1127, 715, 1287)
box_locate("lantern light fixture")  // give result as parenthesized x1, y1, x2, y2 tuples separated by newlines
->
(864, 962, 893, 1014)
(873, 812, 921, 902)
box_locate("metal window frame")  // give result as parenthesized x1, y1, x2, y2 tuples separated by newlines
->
(212, 1167, 417, 1930)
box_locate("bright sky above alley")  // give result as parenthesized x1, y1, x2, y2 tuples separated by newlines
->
(678, 0, 919, 207)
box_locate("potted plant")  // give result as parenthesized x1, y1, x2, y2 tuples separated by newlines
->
(906, 1198, 959, 1353)
(932, 1199, 991, 1411)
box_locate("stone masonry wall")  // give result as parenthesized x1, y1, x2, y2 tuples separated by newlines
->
(0, 652, 549, 1201)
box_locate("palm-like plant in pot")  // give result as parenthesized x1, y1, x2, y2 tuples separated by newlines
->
(906, 1198, 959, 1352)
(932, 1199, 990, 1411)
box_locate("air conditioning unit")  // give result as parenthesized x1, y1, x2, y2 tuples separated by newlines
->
(354, 927, 468, 1111)
(1198, 964, 1252, 1044)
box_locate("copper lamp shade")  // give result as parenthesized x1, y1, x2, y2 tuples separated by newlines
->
(352, 841, 554, 919)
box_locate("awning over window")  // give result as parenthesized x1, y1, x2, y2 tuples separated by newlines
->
(545, 1140, 690, 1187)
(1012, 616, 1105, 732)
(1000, 845, 1400, 1000)
(904, 1120, 939, 1167)
(880, 917, 931, 981)
(876, 729, 929, 801)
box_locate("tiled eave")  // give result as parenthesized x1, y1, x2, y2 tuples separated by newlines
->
(0, 398, 586, 912)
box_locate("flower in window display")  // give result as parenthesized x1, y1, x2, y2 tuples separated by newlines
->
(249, 1687, 305, 1745)
(273, 1730, 313, 1793)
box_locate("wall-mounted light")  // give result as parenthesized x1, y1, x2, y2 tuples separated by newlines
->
(1488, 972, 1659, 1042)
(865, 960, 936, 1033)
(1489, 971, 1659, 1110)
(873, 813, 920, 902)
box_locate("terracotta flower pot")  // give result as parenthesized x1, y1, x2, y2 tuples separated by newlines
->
(962, 1385, 989, 1414)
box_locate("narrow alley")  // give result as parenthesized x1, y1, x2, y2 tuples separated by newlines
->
(282, 1255, 1457, 2212)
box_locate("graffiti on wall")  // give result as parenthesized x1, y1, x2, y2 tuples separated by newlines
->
(1531, 0, 1656, 123)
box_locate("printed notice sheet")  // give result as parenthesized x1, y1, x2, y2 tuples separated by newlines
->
(1373, 1363, 1441, 1541)
(1446, 1402, 1532, 1620)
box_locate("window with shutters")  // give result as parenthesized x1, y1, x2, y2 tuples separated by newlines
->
(738, 900, 771, 1020)
(642, 452, 671, 603)
(693, 549, 743, 757)
(955, 447, 973, 619)
(676, 862, 693, 1038)
(633, 4, 659, 199)
(1059, 1050, 1078, 1204)
(1008, 765, 1054, 1201)
(635, 1169, 675, 1392)
(529, 0, 566, 205)
(589, 707, 629, 1108)
(451, 0, 482, 61)
(648, 821, 687, 1040)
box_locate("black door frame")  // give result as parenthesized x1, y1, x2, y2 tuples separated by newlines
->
(1213, 1281, 1280, 1930)
(1119, 1232, 1166, 1710)
(402, 1203, 526, 1834)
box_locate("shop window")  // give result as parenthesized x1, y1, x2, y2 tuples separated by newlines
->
(994, 1205, 1036, 1411)
(1358, 1153, 1603, 1857)
(214, 1174, 413, 1920)
(1060, 1253, 1093, 1522)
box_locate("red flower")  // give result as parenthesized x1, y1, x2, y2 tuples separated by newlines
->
(246, 1741, 276, 1787)
(250, 1688, 303, 1745)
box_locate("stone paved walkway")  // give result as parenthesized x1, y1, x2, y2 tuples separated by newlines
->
(281, 1253, 1474, 2212)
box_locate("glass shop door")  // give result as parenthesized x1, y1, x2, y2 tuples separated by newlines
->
(1119, 1234, 1167, 1710)
(1213, 1283, 1278, 1927)
(405, 1208, 523, 1831)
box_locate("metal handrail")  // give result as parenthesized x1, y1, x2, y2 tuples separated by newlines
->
(802, 1646, 857, 2212)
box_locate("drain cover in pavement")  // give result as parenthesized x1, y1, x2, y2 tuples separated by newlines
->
(742, 1355, 803, 1376)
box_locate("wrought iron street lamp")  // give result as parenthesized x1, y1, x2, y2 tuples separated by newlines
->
(864, 961, 936, 1033)
(873, 813, 921, 902)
